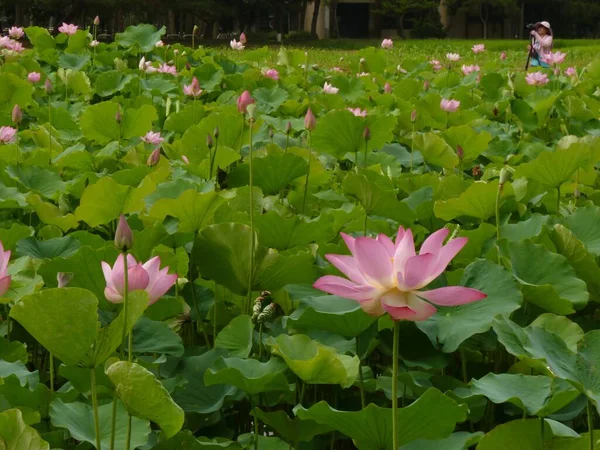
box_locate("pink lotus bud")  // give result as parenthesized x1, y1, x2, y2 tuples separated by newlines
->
(423, 80, 430, 91)
(147, 148, 160, 166)
(0, 242, 12, 297)
(286, 121, 292, 135)
(457, 145, 464, 159)
(239, 32, 247, 44)
(214, 126, 219, 139)
(28, 72, 41, 84)
(237, 90, 254, 114)
(114, 214, 133, 250)
(206, 133, 214, 149)
(94, 16, 100, 26)
(500, 52, 507, 61)
(384, 82, 392, 93)
(304, 108, 316, 131)
(410, 110, 417, 123)
(45, 78, 53, 94)
(12, 105, 22, 124)
(363, 127, 371, 141)
(57, 272, 74, 288)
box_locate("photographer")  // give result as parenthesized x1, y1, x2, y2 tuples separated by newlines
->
(528, 21, 553, 68)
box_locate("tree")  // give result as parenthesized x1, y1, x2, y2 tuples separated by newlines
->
(378, 0, 439, 38)
(444, 0, 518, 39)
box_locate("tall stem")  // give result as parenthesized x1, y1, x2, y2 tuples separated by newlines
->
(253, 401, 260, 450)
(392, 321, 400, 450)
(363, 138, 368, 167)
(301, 131, 312, 215)
(540, 417, 545, 450)
(557, 186, 561, 214)
(247, 120, 256, 314)
(49, 354, 54, 393)
(90, 369, 102, 450)
(410, 124, 415, 172)
(258, 324, 264, 361)
(588, 399, 595, 450)
(356, 337, 366, 409)
(210, 138, 219, 181)
(460, 349, 468, 384)
(120, 254, 130, 361)
(495, 185, 502, 241)
(285, 134, 290, 153)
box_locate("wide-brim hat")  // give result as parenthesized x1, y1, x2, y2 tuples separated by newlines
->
(536, 21, 553, 34)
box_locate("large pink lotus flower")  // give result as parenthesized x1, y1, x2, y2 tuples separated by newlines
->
(58, 23, 79, 36)
(472, 44, 485, 54)
(8, 27, 24, 40)
(314, 227, 486, 321)
(0, 241, 11, 297)
(230, 39, 245, 51)
(265, 69, 279, 80)
(462, 64, 480, 76)
(440, 98, 460, 112)
(543, 51, 566, 66)
(0, 36, 10, 48)
(446, 53, 461, 62)
(141, 131, 164, 146)
(0, 126, 17, 144)
(347, 107, 367, 117)
(323, 82, 339, 94)
(157, 63, 177, 76)
(28, 72, 41, 83)
(183, 76, 202, 97)
(526, 72, 549, 86)
(381, 39, 393, 50)
(5, 40, 24, 52)
(102, 254, 177, 305)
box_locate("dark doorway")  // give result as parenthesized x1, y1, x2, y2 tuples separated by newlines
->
(337, 3, 370, 38)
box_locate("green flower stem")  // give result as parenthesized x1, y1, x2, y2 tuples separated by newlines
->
(356, 337, 366, 409)
(588, 399, 595, 450)
(557, 186, 561, 214)
(258, 323, 264, 361)
(460, 348, 468, 384)
(209, 137, 219, 181)
(301, 131, 312, 215)
(410, 123, 415, 173)
(495, 184, 502, 241)
(363, 138, 368, 167)
(392, 321, 400, 450)
(110, 394, 117, 450)
(248, 119, 256, 314)
(541, 417, 545, 450)
(190, 239, 211, 347)
(253, 401, 260, 450)
(49, 353, 54, 393)
(285, 133, 290, 153)
(90, 368, 102, 450)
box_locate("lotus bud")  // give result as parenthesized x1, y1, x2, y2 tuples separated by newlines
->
(193, 25, 199, 35)
(363, 126, 371, 141)
(304, 108, 316, 131)
(285, 121, 292, 135)
(94, 15, 100, 26)
(246, 104, 258, 122)
(384, 82, 392, 93)
(237, 90, 254, 114)
(45, 78, 53, 94)
(240, 32, 247, 44)
(115, 107, 122, 124)
(423, 80, 430, 91)
(181, 155, 190, 164)
(147, 148, 160, 166)
(114, 214, 133, 251)
(500, 52, 507, 61)
(457, 145, 464, 159)
(410, 110, 417, 123)
(360, 57, 366, 64)
(185, 62, 191, 71)
(206, 133, 214, 149)
(12, 104, 22, 124)
(472, 165, 481, 178)
(499, 167, 511, 187)
(57, 272, 74, 288)
(214, 126, 220, 139)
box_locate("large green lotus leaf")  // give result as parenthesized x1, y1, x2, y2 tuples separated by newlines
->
(342, 171, 416, 226)
(26, 194, 79, 232)
(284, 290, 376, 338)
(15, 236, 80, 260)
(58, 53, 89, 70)
(414, 133, 458, 169)
(564, 206, 600, 256)
(476, 419, 553, 450)
(527, 92, 560, 126)
(180, 112, 244, 161)
(416, 259, 522, 353)
(442, 125, 492, 165)
(253, 87, 290, 114)
(480, 73, 505, 100)
(268, 334, 359, 388)
(24, 26, 56, 51)
(10, 288, 98, 367)
(0, 409, 49, 450)
(511, 99, 538, 132)
(498, 239, 588, 314)
(204, 356, 290, 395)
(94, 71, 133, 97)
(63, 70, 92, 96)
(50, 399, 150, 450)
(106, 361, 184, 438)
(254, 249, 317, 293)
(66, 29, 89, 54)
(121, 104, 158, 140)
(172, 349, 238, 414)
(75, 177, 132, 227)
(0, 224, 32, 252)
(153, 432, 241, 449)
(295, 388, 467, 450)
(229, 153, 307, 195)
(115, 23, 166, 52)
(514, 147, 589, 188)
(214, 315, 254, 358)
(0, 183, 27, 209)
(164, 104, 205, 135)
(434, 180, 512, 222)
(132, 315, 184, 357)
(193, 62, 224, 91)
(80, 101, 120, 144)
(252, 409, 332, 444)
(500, 214, 549, 242)
(148, 189, 225, 233)
(400, 432, 483, 450)
(254, 211, 335, 251)
(311, 110, 395, 158)
(530, 314, 584, 353)
(5, 165, 66, 200)
(0, 73, 34, 124)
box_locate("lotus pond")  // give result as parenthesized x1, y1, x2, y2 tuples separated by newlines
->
(1, 22, 600, 450)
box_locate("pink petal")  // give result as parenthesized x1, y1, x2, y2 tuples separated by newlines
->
(128, 265, 150, 291)
(376, 234, 396, 257)
(420, 228, 450, 255)
(427, 237, 468, 281)
(111, 254, 125, 293)
(402, 253, 438, 290)
(0, 250, 11, 275)
(381, 291, 437, 321)
(313, 275, 378, 301)
(356, 296, 385, 317)
(104, 286, 123, 303)
(340, 233, 356, 254)
(393, 228, 416, 276)
(353, 237, 395, 288)
(417, 286, 487, 306)
(326, 254, 366, 284)
(146, 273, 177, 304)
(395, 226, 405, 245)
(101, 261, 114, 289)
(0, 275, 11, 297)
(142, 256, 161, 279)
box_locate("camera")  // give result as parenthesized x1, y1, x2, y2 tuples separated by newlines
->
(525, 23, 537, 31)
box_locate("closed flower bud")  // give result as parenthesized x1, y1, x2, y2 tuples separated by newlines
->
(45, 78, 53, 94)
(206, 133, 214, 149)
(57, 272, 74, 288)
(286, 121, 292, 135)
(147, 148, 160, 166)
(499, 167, 511, 186)
(410, 110, 417, 123)
(493, 106, 499, 116)
(472, 165, 481, 178)
(423, 80, 430, 91)
(457, 145, 464, 159)
(114, 214, 133, 250)
(94, 15, 100, 26)
(12, 104, 22, 124)
(304, 108, 316, 131)
(193, 25, 199, 34)
(237, 90, 254, 114)
(214, 126, 219, 139)
(363, 126, 371, 141)
(115, 108, 122, 124)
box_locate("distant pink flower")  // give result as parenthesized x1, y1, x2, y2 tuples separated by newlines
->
(357, 72, 369, 77)
(323, 82, 339, 94)
(543, 51, 567, 66)
(0, 36, 10, 48)
(313, 227, 487, 321)
(384, 82, 392, 93)
(440, 98, 460, 112)
(155, 40, 164, 48)
(347, 108, 367, 117)
(141, 131, 164, 146)
(446, 53, 461, 62)
(265, 69, 279, 80)
(331, 67, 343, 72)
(6, 40, 24, 52)
(396, 65, 408, 74)
(90, 40, 99, 47)
(237, 90, 254, 114)
(565, 67, 577, 77)
(183, 76, 202, 97)
(381, 39, 393, 50)
(239, 32, 247, 44)
(526, 72, 549, 86)
(138, 57, 157, 73)
(304, 108, 316, 131)
(462, 64, 480, 76)
(157, 63, 177, 76)
(500, 52, 507, 61)
(0, 241, 11, 297)
(58, 23, 78, 36)
(0, 126, 17, 144)
(472, 44, 485, 54)
(430, 59, 442, 72)
(230, 39, 244, 51)
(8, 27, 24, 39)
(102, 254, 177, 305)
(28, 72, 41, 84)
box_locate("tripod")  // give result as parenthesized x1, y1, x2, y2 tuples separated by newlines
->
(525, 34, 536, 70)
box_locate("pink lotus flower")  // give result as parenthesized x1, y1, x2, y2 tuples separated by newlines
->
(565, 67, 577, 77)
(147, 148, 160, 166)
(462, 64, 480, 76)
(500, 52, 507, 61)
(239, 32, 247, 44)
(102, 254, 177, 305)
(446, 53, 461, 62)
(155, 40, 164, 48)
(348, 108, 367, 117)
(230, 39, 245, 51)
(265, 69, 279, 80)
(8, 27, 24, 40)
(304, 108, 316, 131)
(543, 51, 566, 66)
(440, 98, 460, 112)
(526, 72, 549, 86)
(472, 44, 485, 54)
(323, 82, 339, 94)
(28, 72, 41, 83)
(90, 40, 99, 47)
(0, 36, 10, 48)
(0, 126, 17, 144)
(58, 23, 79, 36)
(157, 63, 177, 76)
(237, 90, 254, 114)
(313, 227, 486, 321)
(384, 82, 392, 94)
(138, 57, 157, 73)
(183, 76, 202, 97)
(381, 39, 393, 50)
(0, 241, 11, 297)
(6, 40, 24, 52)
(141, 131, 164, 146)
(430, 59, 442, 72)
(94, 16, 100, 26)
